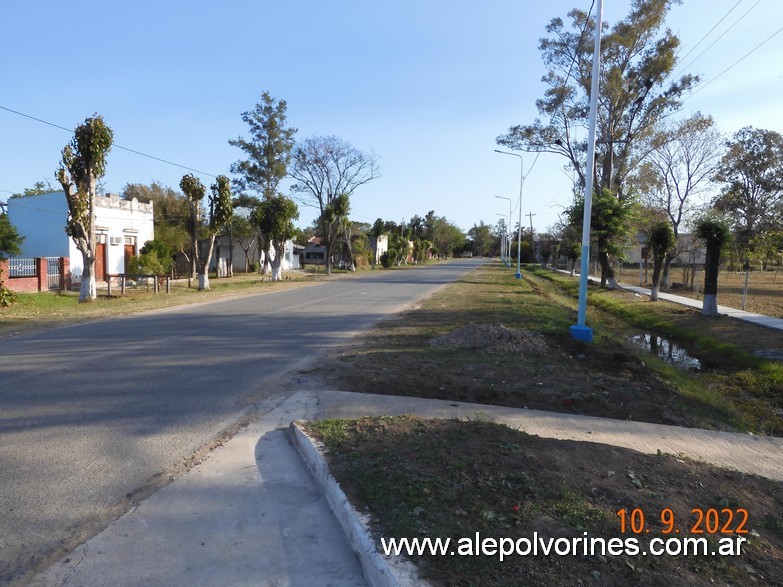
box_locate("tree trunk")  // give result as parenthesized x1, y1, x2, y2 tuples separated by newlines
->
(325, 241, 333, 276)
(702, 243, 720, 316)
(661, 255, 673, 288)
(79, 249, 96, 302)
(650, 253, 664, 302)
(598, 251, 617, 289)
(197, 235, 217, 290)
(270, 240, 285, 281)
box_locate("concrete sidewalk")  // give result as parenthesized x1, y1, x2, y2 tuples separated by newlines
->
(553, 267, 783, 332)
(32, 390, 783, 587)
(619, 282, 783, 332)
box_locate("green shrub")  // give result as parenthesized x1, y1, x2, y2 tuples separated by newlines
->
(0, 266, 16, 308)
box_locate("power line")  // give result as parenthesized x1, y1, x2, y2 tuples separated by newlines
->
(0, 104, 219, 179)
(674, 0, 743, 65)
(676, 0, 762, 76)
(686, 23, 783, 100)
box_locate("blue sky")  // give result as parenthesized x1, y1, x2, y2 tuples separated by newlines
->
(1, 1, 781, 234)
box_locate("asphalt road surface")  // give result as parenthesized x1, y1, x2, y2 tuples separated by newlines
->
(0, 259, 485, 583)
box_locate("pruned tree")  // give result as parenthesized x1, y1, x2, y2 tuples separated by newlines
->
(695, 215, 732, 316)
(648, 221, 676, 301)
(289, 135, 380, 274)
(250, 195, 299, 281)
(195, 175, 234, 290)
(179, 174, 207, 281)
(497, 0, 697, 285)
(55, 114, 114, 302)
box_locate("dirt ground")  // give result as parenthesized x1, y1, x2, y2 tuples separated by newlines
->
(309, 416, 783, 586)
(321, 317, 771, 432)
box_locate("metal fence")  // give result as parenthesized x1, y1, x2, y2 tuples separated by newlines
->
(46, 257, 61, 290)
(9, 258, 36, 278)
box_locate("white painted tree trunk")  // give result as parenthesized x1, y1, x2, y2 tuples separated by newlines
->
(650, 285, 659, 302)
(270, 240, 285, 281)
(271, 262, 283, 281)
(79, 251, 97, 302)
(606, 275, 618, 289)
(198, 272, 210, 290)
(702, 294, 718, 316)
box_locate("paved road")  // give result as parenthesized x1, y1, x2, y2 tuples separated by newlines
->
(0, 259, 484, 583)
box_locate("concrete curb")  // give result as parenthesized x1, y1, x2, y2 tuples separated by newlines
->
(288, 421, 424, 587)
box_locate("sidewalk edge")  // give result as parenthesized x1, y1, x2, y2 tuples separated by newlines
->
(288, 421, 425, 587)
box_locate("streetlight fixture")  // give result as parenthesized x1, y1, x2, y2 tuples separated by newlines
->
(494, 195, 512, 267)
(494, 150, 523, 279)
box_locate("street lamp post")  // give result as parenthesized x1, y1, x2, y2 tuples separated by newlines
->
(494, 150, 523, 279)
(496, 213, 507, 265)
(570, 0, 604, 344)
(494, 196, 512, 267)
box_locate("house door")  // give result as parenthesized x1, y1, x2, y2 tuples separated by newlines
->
(124, 244, 136, 273)
(95, 242, 107, 281)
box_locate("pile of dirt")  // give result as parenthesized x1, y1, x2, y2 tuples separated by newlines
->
(428, 322, 548, 356)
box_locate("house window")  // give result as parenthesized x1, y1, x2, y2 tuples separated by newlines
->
(96, 234, 107, 244)
(124, 236, 136, 246)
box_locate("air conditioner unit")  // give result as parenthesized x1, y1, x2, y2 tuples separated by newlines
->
(109, 236, 122, 246)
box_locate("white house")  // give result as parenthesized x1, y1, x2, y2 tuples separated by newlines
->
(206, 235, 301, 274)
(7, 191, 155, 283)
(370, 234, 389, 265)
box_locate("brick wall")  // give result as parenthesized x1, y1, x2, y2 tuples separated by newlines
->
(1, 257, 70, 293)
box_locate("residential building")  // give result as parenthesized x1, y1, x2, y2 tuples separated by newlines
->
(7, 191, 154, 283)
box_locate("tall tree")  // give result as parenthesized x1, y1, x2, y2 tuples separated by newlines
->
(229, 92, 297, 198)
(289, 135, 380, 274)
(251, 195, 299, 281)
(634, 113, 724, 285)
(55, 114, 114, 302)
(713, 126, 783, 249)
(229, 92, 297, 273)
(467, 221, 493, 257)
(497, 0, 697, 284)
(430, 216, 466, 259)
(179, 174, 207, 281)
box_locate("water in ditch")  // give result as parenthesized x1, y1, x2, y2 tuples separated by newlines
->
(629, 334, 702, 371)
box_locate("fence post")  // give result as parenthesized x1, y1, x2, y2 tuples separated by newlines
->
(36, 258, 46, 292)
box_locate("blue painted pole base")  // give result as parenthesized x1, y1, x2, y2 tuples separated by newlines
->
(570, 324, 593, 343)
(515, 272, 522, 279)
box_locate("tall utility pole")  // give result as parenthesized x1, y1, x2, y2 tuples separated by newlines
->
(494, 150, 523, 279)
(526, 212, 536, 261)
(571, 0, 604, 344)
